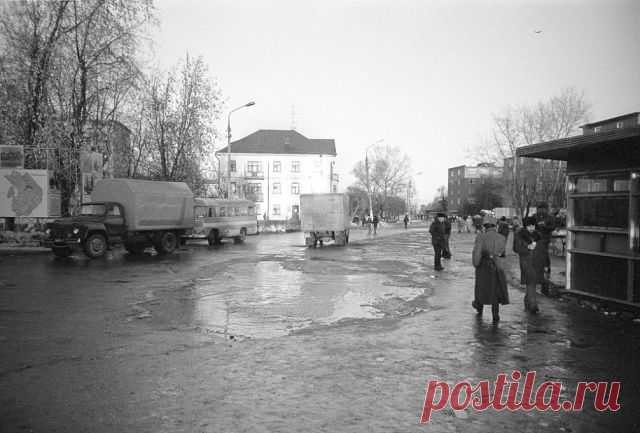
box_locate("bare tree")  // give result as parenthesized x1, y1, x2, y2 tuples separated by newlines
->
(476, 88, 590, 216)
(0, 0, 155, 214)
(352, 144, 411, 217)
(129, 55, 222, 196)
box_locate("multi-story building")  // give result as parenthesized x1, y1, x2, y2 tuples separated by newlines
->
(447, 163, 503, 212)
(216, 129, 338, 220)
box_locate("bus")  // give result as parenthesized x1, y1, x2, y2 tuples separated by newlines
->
(186, 198, 258, 245)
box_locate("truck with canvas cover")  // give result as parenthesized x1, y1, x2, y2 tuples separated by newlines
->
(300, 193, 350, 247)
(44, 179, 194, 258)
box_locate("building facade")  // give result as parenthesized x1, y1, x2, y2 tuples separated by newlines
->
(216, 130, 338, 221)
(447, 163, 503, 212)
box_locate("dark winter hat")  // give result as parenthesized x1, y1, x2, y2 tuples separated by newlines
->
(523, 216, 537, 226)
(437, 212, 447, 217)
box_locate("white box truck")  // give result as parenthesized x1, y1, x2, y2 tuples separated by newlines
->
(300, 193, 351, 247)
(44, 179, 194, 258)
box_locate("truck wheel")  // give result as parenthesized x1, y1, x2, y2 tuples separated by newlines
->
(207, 229, 220, 246)
(156, 231, 178, 255)
(234, 228, 247, 244)
(84, 233, 107, 258)
(52, 246, 71, 258)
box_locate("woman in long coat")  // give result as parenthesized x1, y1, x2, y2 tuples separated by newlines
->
(472, 215, 509, 322)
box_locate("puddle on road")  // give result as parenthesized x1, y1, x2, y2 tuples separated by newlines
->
(191, 261, 426, 339)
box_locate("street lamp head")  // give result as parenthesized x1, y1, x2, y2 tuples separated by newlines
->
(245, 101, 256, 107)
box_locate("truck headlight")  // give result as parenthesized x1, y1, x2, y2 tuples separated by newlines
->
(73, 228, 80, 235)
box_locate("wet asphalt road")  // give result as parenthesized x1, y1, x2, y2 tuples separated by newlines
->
(1, 226, 639, 432)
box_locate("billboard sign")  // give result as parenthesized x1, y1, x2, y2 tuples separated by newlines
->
(0, 169, 56, 217)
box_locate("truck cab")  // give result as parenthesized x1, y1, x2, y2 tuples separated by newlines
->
(44, 202, 127, 258)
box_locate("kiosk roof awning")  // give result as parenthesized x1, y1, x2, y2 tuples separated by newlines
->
(516, 127, 640, 161)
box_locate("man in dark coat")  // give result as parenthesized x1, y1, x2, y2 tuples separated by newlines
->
(429, 213, 447, 271)
(534, 203, 556, 296)
(403, 214, 409, 229)
(471, 215, 509, 323)
(497, 216, 510, 240)
(514, 217, 542, 313)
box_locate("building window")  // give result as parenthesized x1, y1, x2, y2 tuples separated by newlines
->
(616, 121, 624, 129)
(230, 160, 236, 172)
(248, 183, 262, 194)
(272, 204, 280, 216)
(273, 161, 281, 172)
(273, 182, 281, 194)
(291, 182, 300, 194)
(231, 182, 237, 193)
(247, 161, 262, 175)
(594, 126, 602, 133)
(292, 205, 299, 215)
(291, 161, 300, 173)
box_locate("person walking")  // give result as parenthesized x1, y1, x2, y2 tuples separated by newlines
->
(442, 215, 452, 259)
(471, 215, 509, 323)
(429, 213, 447, 271)
(372, 214, 379, 235)
(465, 215, 473, 233)
(403, 214, 409, 229)
(497, 216, 510, 257)
(497, 216, 510, 240)
(514, 217, 542, 314)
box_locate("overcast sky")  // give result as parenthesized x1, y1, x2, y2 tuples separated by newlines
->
(151, 0, 640, 202)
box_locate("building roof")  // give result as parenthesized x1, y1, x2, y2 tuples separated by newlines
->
(580, 112, 639, 129)
(216, 130, 336, 156)
(516, 126, 640, 160)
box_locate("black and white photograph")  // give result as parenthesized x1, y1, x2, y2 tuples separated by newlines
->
(0, 0, 639, 431)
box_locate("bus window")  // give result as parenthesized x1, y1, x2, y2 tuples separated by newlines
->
(208, 207, 214, 217)
(240, 207, 248, 216)
(234, 207, 240, 216)
(248, 206, 255, 216)
(195, 206, 207, 218)
(219, 206, 226, 217)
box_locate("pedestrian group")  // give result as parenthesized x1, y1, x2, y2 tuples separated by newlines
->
(427, 204, 556, 324)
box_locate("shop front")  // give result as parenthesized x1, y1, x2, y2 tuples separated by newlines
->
(517, 115, 640, 307)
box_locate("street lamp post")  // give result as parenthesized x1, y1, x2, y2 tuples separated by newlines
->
(226, 101, 255, 198)
(365, 139, 383, 220)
